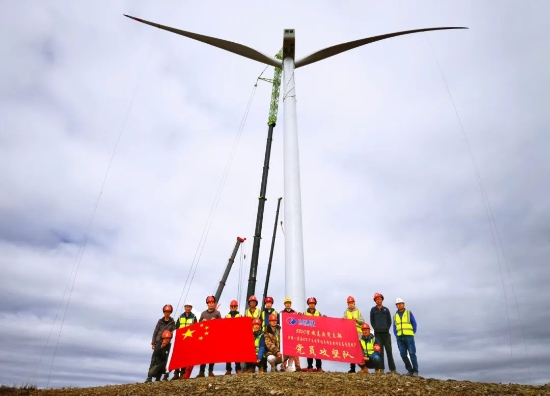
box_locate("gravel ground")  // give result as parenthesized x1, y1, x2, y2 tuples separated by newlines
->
(3, 372, 550, 396)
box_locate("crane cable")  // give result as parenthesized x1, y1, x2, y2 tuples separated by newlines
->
(173, 76, 260, 315)
(426, 36, 532, 384)
(27, 37, 158, 390)
(236, 240, 246, 304)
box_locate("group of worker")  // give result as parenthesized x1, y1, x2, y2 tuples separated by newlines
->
(145, 293, 418, 382)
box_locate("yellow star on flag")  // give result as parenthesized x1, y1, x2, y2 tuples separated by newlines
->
(182, 329, 195, 339)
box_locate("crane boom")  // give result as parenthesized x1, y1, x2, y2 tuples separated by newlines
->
(246, 49, 283, 302)
(268, 50, 283, 126)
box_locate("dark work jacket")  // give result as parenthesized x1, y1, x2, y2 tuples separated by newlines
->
(151, 317, 176, 345)
(151, 341, 172, 366)
(370, 305, 392, 333)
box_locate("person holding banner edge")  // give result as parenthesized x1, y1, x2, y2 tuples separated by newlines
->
(304, 297, 324, 372)
(343, 295, 365, 373)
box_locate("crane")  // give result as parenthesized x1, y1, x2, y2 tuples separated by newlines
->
(246, 49, 283, 303)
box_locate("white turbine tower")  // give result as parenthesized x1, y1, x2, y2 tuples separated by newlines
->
(124, 14, 467, 313)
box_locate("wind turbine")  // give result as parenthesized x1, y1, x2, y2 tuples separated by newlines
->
(123, 14, 467, 313)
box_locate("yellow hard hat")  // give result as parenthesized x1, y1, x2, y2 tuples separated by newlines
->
(284, 297, 292, 304)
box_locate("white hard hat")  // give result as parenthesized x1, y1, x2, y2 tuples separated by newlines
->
(183, 301, 193, 307)
(395, 298, 405, 304)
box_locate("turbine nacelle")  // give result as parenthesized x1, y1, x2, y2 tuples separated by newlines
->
(283, 29, 295, 60)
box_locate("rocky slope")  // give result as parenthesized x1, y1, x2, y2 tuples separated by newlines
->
(2, 372, 550, 396)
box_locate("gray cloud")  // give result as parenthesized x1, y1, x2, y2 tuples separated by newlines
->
(1, 0, 549, 389)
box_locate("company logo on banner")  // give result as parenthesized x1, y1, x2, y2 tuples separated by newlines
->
(280, 313, 363, 364)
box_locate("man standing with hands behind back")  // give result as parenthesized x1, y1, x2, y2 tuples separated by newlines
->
(370, 293, 397, 374)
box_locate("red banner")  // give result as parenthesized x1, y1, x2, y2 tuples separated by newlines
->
(280, 313, 363, 364)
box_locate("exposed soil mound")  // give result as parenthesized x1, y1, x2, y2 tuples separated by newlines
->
(3, 372, 550, 396)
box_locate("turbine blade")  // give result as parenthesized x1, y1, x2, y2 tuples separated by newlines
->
(123, 14, 282, 68)
(294, 27, 468, 68)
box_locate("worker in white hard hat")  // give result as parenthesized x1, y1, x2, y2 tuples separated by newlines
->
(172, 302, 197, 380)
(393, 297, 418, 376)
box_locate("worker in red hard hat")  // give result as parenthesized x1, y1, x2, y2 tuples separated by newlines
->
(393, 297, 418, 376)
(261, 296, 278, 330)
(172, 302, 197, 380)
(147, 305, 176, 382)
(357, 323, 382, 374)
(145, 330, 173, 382)
(343, 295, 365, 373)
(245, 318, 266, 373)
(260, 297, 278, 372)
(244, 295, 261, 318)
(370, 293, 397, 374)
(224, 300, 243, 375)
(280, 298, 301, 372)
(196, 295, 222, 378)
(265, 313, 288, 372)
(305, 297, 324, 372)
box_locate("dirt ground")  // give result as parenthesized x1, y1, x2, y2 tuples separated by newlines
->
(2, 372, 550, 396)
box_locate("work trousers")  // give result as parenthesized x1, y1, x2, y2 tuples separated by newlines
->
(374, 331, 396, 371)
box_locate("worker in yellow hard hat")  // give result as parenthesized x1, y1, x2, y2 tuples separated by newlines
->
(280, 297, 301, 372)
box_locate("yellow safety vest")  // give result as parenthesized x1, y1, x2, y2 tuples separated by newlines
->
(360, 337, 375, 357)
(305, 309, 321, 316)
(394, 310, 414, 336)
(225, 312, 241, 318)
(177, 314, 196, 329)
(345, 309, 362, 333)
(245, 308, 260, 319)
(254, 331, 264, 356)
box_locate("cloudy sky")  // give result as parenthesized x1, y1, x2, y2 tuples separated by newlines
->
(1, 0, 549, 389)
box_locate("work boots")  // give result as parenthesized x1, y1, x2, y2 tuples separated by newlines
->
(225, 371, 231, 376)
(359, 368, 369, 374)
(348, 363, 356, 373)
(208, 371, 215, 377)
(171, 371, 180, 380)
(196, 371, 205, 378)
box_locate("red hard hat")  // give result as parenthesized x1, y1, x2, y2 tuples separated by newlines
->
(206, 295, 216, 303)
(374, 344, 381, 352)
(248, 295, 258, 304)
(162, 304, 173, 313)
(347, 296, 355, 303)
(252, 318, 262, 326)
(161, 330, 172, 339)
(361, 323, 370, 330)
(265, 296, 274, 303)
(373, 293, 384, 301)
(307, 297, 317, 305)
(268, 313, 278, 322)
(230, 300, 238, 306)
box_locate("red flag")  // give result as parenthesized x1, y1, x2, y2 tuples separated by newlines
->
(167, 316, 257, 370)
(280, 313, 364, 364)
